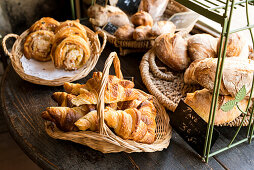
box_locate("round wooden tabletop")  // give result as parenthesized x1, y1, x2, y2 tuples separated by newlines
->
(1, 45, 243, 169)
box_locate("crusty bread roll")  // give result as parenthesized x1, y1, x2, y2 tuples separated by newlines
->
(217, 32, 247, 58)
(150, 21, 176, 37)
(133, 26, 152, 40)
(131, 11, 153, 27)
(187, 34, 218, 61)
(114, 25, 134, 40)
(184, 57, 254, 97)
(154, 32, 191, 71)
(87, 4, 130, 27)
(185, 89, 248, 125)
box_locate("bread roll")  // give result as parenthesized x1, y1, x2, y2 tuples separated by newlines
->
(184, 57, 254, 97)
(187, 34, 218, 61)
(150, 21, 176, 37)
(217, 32, 247, 58)
(114, 25, 134, 40)
(131, 11, 153, 27)
(154, 32, 190, 71)
(133, 26, 152, 40)
(87, 4, 130, 27)
(185, 89, 248, 125)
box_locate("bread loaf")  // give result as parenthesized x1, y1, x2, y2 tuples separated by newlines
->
(154, 32, 190, 71)
(187, 34, 218, 61)
(184, 57, 254, 97)
(131, 11, 153, 27)
(150, 21, 176, 37)
(133, 26, 152, 40)
(185, 89, 248, 125)
(114, 25, 134, 40)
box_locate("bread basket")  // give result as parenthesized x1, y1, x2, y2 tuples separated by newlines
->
(2, 26, 107, 86)
(140, 49, 252, 127)
(45, 52, 172, 153)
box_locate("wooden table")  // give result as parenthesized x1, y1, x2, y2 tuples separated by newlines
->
(2, 31, 254, 170)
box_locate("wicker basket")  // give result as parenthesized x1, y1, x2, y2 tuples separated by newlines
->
(140, 49, 252, 127)
(2, 26, 107, 86)
(45, 52, 172, 153)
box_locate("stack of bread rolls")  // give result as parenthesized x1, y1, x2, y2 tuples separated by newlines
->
(114, 11, 176, 41)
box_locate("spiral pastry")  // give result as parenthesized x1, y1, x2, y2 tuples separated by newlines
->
(52, 35, 91, 70)
(55, 20, 85, 34)
(24, 30, 54, 61)
(30, 17, 60, 32)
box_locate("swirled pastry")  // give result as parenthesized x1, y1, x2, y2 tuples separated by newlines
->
(52, 35, 90, 70)
(30, 17, 60, 32)
(55, 20, 86, 34)
(24, 30, 54, 61)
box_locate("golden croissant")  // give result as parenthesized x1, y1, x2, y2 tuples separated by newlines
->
(63, 72, 134, 95)
(29, 17, 60, 32)
(42, 107, 88, 131)
(51, 34, 90, 70)
(24, 30, 54, 61)
(75, 107, 156, 144)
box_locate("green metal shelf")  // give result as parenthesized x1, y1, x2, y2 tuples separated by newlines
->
(176, 0, 254, 163)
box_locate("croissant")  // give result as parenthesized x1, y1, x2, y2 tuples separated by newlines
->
(52, 92, 76, 107)
(75, 107, 156, 144)
(63, 72, 134, 95)
(29, 17, 60, 32)
(23, 30, 54, 61)
(42, 107, 87, 131)
(71, 84, 140, 105)
(52, 35, 90, 70)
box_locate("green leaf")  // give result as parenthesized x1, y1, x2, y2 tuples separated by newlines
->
(235, 85, 246, 102)
(221, 100, 236, 112)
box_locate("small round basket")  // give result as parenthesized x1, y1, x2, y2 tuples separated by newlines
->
(140, 49, 252, 127)
(2, 26, 107, 86)
(45, 52, 172, 153)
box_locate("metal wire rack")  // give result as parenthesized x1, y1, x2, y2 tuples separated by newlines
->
(176, 0, 254, 163)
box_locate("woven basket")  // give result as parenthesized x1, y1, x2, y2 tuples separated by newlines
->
(2, 26, 107, 86)
(140, 49, 252, 127)
(45, 52, 172, 153)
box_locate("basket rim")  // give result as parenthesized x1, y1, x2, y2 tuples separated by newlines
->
(2, 26, 106, 86)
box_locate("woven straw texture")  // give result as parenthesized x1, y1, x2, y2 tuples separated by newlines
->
(45, 52, 172, 153)
(2, 27, 107, 86)
(140, 49, 252, 127)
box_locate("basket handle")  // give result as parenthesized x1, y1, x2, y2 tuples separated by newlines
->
(97, 52, 123, 135)
(95, 30, 107, 55)
(2, 34, 19, 59)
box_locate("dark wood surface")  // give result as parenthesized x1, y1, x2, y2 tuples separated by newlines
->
(2, 22, 254, 169)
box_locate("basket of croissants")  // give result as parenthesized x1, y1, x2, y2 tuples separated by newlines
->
(41, 52, 171, 153)
(2, 17, 106, 86)
(140, 31, 254, 127)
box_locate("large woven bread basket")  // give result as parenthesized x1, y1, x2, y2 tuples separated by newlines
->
(45, 52, 172, 153)
(140, 49, 252, 127)
(2, 26, 106, 86)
